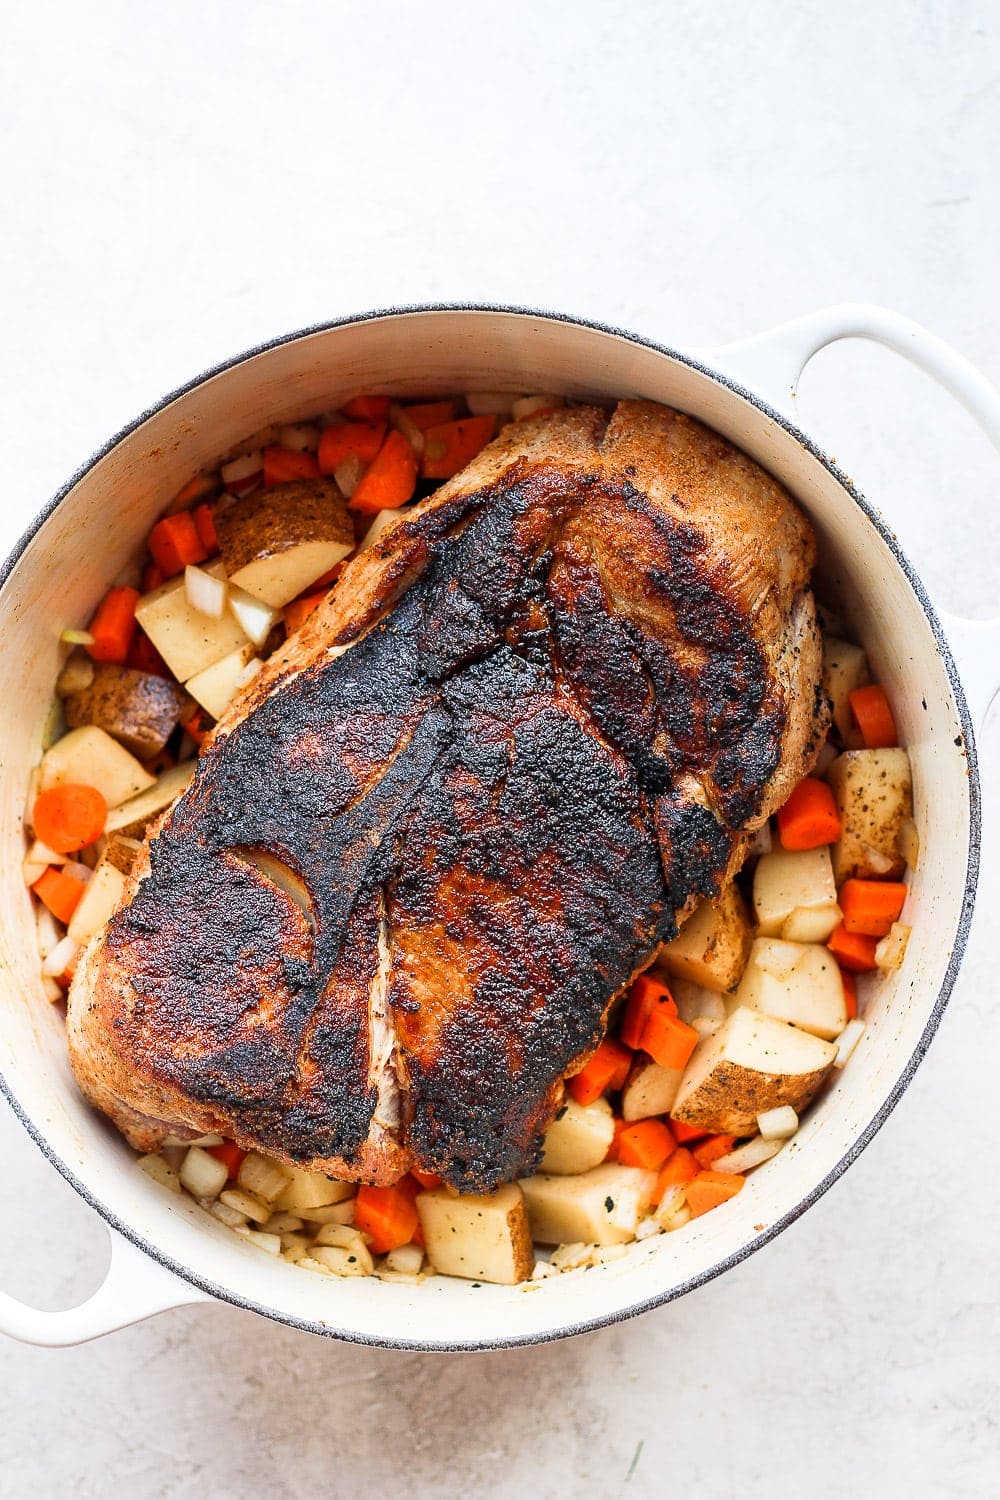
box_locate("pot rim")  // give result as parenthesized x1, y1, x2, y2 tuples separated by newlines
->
(0, 303, 981, 1351)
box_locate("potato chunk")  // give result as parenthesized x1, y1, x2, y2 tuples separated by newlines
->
(753, 847, 841, 942)
(823, 637, 870, 738)
(66, 857, 127, 944)
(417, 1183, 534, 1285)
(621, 1057, 683, 1121)
(735, 937, 847, 1040)
(41, 726, 155, 808)
(136, 562, 248, 682)
(64, 664, 188, 759)
(540, 1097, 615, 1174)
(186, 643, 262, 720)
(657, 882, 752, 993)
(827, 749, 913, 882)
(671, 1006, 837, 1134)
(273, 1166, 355, 1213)
(520, 1164, 657, 1247)
(215, 480, 354, 607)
(104, 760, 197, 839)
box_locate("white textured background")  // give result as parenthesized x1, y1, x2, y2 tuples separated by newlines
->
(1, 3, 998, 1496)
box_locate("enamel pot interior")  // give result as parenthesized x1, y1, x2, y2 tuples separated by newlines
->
(0, 310, 976, 1349)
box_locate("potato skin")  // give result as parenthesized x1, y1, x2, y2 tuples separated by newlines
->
(214, 479, 354, 573)
(64, 665, 187, 759)
(671, 1059, 832, 1135)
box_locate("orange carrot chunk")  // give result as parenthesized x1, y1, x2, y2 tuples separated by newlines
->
(620, 972, 677, 1050)
(86, 586, 141, 664)
(670, 1119, 710, 1144)
(692, 1133, 737, 1169)
(193, 503, 218, 554)
(639, 1006, 699, 1072)
(206, 1141, 247, 1179)
(840, 966, 858, 1020)
(567, 1038, 633, 1106)
(148, 511, 208, 578)
(32, 784, 107, 854)
(686, 1170, 745, 1217)
(127, 630, 170, 678)
(350, 430, 418, 515)
(317, 422, 387, 474)
(409, 1169, 443, 1191)
(776, 777, 841, 850)
(617, 1119, 676, 1172)
(839, 878, 907, 937)
(402, 400, 455, 430)
(604, 1116, 628, 1162)
(142, 563, 164, 593)
(283, 592, 327, 634)
(32, 867, 88, 924)
(173, 474, 218, 508)
(353, 1183, 420, 1254)
(849, 684, 897, 748)
(827, 922, 879, 972)
(262, 446, 322, 487)
(652, 1147, 699, 1203)
(420, 416, 495, 480)
(342, 395, 391, 422)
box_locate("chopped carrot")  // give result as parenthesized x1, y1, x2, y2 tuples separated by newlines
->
(410, 1169, 442, 1190)
(652, 1147, 699, 1203)
(420, 416, 495, 480)
(32, 867, 88, 924)
(141, 563, 164, 593)
(262, 446, 322, 486)
(173, 474, 218, 508)
(32, 785, 107, 854)
(283, 592, 326, 634)
(206, 1141, 247, 1179)
(147, 512, 208, 578)
(127, 630, 170, 678)
(686, 1170, 745, 1217)
(839, 879, 907, 937)
(86, 586, 140, 664)
(670, 1119, 710, 1144)
(353, 1183, 420, 1254)
(776, 777, 841, 850)
(841, 967, 858, 1021)
(317, 421, 387, 475)
(827, 922, 878, 972)
(849, 684, 897, 748)
(350, 430, 418, 515)
(692, 1134, 737, 1169)
(639, 1006, 699, 1072)
(181, 710, 208, 747)
(303, 560, 347, 592)
(402, 400, 455, 430)
(604, 1116, 628, 1161)
(620, 972, 676, 1050)
(342, 395, 391, 422)
(567, 1038, 633, 1105)
(617, 1119, 676, 1172)
(192, 503, 218, 554)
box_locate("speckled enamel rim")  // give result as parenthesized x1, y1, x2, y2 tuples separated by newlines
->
(0, 305, 981, 1351)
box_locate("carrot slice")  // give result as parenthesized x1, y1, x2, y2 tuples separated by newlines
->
(420, 416, 495, 480)
(142, 563, 164, 593)
(32, 867, 88, 924)
(686, 1170, 745, 1217)
(147, 512, 208, 578)
(173, 474, 218, 508)
(776, 777, 841, 850)
(620, 972, 676, 1050)
(402, 400, 455, 430)
(206, 1141, 246, 1179)
(652, 1147, 699, 1203)
(840, 966, 858, 1020)
(317, 422, 387, 475)
(192, 503, 218, 554)
(262, 446, 322, 486)
(350, 430, 418, 515)
(617, 1119, 676, 1172)
(638, 1006, 699, 1072)
(283, 592, 327, 634)
(86, 586, 140, 664)
(353, 1183, 420, 1254)
(692, 1133, 737, 1169)
(827, 922, 878, 972)
(604, 1117, 628, 1162)
(670, 1119, 710, 1144)
(839, 879, 907, 937)
(410, 1169, 442, 1190)
(567, 1038, 633, 1106)
(33, 784, 107, 854)
(342, 395, 391, 422)
(849, 684, 897, 748)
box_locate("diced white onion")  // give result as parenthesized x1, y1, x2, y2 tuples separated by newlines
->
(60, 628, 95, 647)
(899, 817, 920, 871)
(235, 657, 263, 690)
(228, 587, 279, 647)
(834, 1018, 865, 1067)
(384, 1243, 424, 1275)
(35, 902, 63, 960)
(179, 1145, 229, 1200)
(511, 394, 563, 421)
(875, 922, 911, 972)
(62, 860, 93, 884)
(334, 454, 364, 498)
(28, 839, 68, 867)
(220, 451, 263, 485)
(389, 404, 425, 456)
(861, 843, 896, 876)
(634, 1216, 662, 1241)
(220, 1187, 272, 1223)
(185, 564, 228, 619)
(210, 1199, 249, 1230)
(23, 859, 48, 888)
(691, 1015, 722, 1038)
(238, 1229, 282, 1256)
(756, 1105, 799, 1140)
(465, 391, 517, 417)
(41, 975, 64, 1003)
(712, 1136, 785, 1174)
(278, 423, 321, 453)
(42, 935, 82, 977)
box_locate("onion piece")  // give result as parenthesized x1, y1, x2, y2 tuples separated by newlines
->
(228, 586, 279, 648)
(875, 922, 910, 971)
(899, 816, 920, 870)
(389, 403, 425, 456)
(179, 1145, 229, 1200)
(23, 858, 48, 888)
(220, 451, 263, 486)
(137, 1153, 182, 1194)
(512, 394, 563, 421)
(834, 1017, 865, 1068)
(334, 454, 364, 499)
(860, 843, 896, 876)
(756, 1104, 799, 1140)
(384, 1243, 425, 1275)
(185, 564, 228, 620)
(465, 391, 518, 417)
(35, 902, 63, 960)
(278, 422, 321, 453)
(42, 934, 82, 978)
(60, 628, 95, 647)
(712, 1136, 784, 1175)
(41, 975, 65, 1004)
(62, 860, 93, 884)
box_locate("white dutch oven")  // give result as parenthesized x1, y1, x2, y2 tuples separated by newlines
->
(1, 304, 998, 1350)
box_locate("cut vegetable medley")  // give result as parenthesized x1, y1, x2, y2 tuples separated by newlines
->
(27, 392, 915, 1288)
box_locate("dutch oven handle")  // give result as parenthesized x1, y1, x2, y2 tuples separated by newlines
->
(697, 303, 1000, 731)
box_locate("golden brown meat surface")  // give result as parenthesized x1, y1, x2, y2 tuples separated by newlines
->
(67, 402, 828, 1190)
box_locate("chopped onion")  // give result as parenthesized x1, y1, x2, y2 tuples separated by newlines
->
(239, 1228, 282, 1256)
(691, 1014, 722, 1038)
(28, 838, 67, 867)
(634, 1216, 662, 1241)
(220, 1187, 272, 1223)
(550, 1241, 596, 1271)
(834, 1017, 865, 1067)
(137, 1153, 181, 1194)
(220, 451, 263, 486)
(465, 391, 518, 417)
(23, 858, 48, 888)
(512, 394, 563, 421)
(35, 902, 63, 959)
(384, 1243, 424, 1275)
(42, 935, 82, 977)
(713, 1136, 784, 1174)
(389, 403, 425, 456)
(179, 1145, 229, 1200)
(62, 860, 93, 884)
(899, 816, 920, 870)
(861, 843, 896, 876)
(875, 921, 910, 971)
(756, 1104, 799, 1140)
(530, 1258, 557, 1280)
(334, 454, 364, 498)
(41, 975, 65, 1003)
(60, 628, 95, 647)
(278, 422, 321, 453)
(210, 1199, 249, 1230)
(185, 563, 228, 619)
(228, 587, 278, 647)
